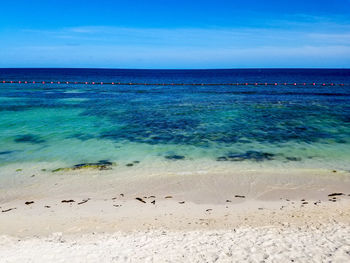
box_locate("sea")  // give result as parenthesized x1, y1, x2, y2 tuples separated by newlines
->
(0, 68, 350, 173)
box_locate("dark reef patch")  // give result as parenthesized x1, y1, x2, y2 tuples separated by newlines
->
(52, 160, 116, 172)
(217, 151, 275, 162)
(72, 160, 115, 170)
(336, 139, 347, 144)
(165, 155, 185, 160)
(93, 101, 350, 147)
(99, 114, 200, 145)
(14, 134, 45, 144)
(0, 151, 14, 155)
(285, 157, 302, 161)
(67, 133, 95, 141)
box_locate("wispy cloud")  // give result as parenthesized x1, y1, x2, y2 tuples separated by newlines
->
(2, 14, 350, 68)
(17, 24, 350, 49)
(308, 33, 350, 44)
(2, 43, 350, 68)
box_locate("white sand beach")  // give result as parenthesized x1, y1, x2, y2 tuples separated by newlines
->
(0, 164, 350, 262)
(1, 224, 350, 263)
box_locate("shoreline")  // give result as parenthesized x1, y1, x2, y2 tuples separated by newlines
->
(1, 166, 350, 236)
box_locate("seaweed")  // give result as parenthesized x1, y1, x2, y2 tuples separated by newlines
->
(52, 160, 116, 172)
(217, 151, 275, 162)
(14, 134, 45, 144)
(165, 155, 185, 160)
(0, 151, 14, 155)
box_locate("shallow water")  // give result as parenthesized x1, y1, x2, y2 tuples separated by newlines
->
(0, 69, 350, 172)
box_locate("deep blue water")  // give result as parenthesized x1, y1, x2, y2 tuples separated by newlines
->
(1, 68, 350, 84)
(0, 68, 350, 170)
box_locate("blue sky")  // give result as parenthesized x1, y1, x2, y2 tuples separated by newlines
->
(1, 0, 350, 68)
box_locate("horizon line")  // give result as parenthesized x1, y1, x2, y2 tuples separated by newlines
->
(1, 67, 350, 70)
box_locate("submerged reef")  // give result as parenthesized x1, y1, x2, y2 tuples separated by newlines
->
(52, 160, 116, 172)
(165, 155, 186, 160)
(217, 151, 275, 162)
(216, 151, 305, 163)
(67, 133, 95, 141)
(0, 151, 14, 155)
(92, 100, 350, 147)
(14, 134, 45, 144)
(285, 157, 302, 161)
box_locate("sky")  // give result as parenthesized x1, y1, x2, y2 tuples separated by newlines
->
(0, 0, 350, 69)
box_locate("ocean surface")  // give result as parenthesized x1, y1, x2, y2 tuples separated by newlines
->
(0, 68, 350, 172)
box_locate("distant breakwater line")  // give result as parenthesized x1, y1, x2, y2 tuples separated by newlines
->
(0, 80, 349, 86)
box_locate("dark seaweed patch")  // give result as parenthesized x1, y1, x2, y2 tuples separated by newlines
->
(95, 100, 349, 147)
(52, 160, 116, 172)
(74, 160, 114, 167)
(14, 134, 45, 144)
(217, 151, 275, 162)
(165, 155, 185, 160)
(99, 116, 200, 145)
(0, 105, 36, 112)
(97, 160, 114, 165)
(73, 160, 114, 170)
(0, 151, 14, 155)
(7, 84, 345, 149)
(285, 157, 302, 161)
(237, 139, 251, 143)
(336, 139, 347, 143)
(67, 133, 95, 141)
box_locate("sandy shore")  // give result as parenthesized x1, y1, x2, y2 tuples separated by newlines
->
(1, 165, 350, 262)
(1, 223, 350, 262)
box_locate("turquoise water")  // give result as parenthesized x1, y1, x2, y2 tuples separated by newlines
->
(0, 69, 350, 171)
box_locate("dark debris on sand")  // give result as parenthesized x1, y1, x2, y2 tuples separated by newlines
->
(328, 193, 344, 197)
(61, 200, 75, 203)
(2, 208, 16, 213)
(135, 197, 146, 203)
(77, 199, 90, 205)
